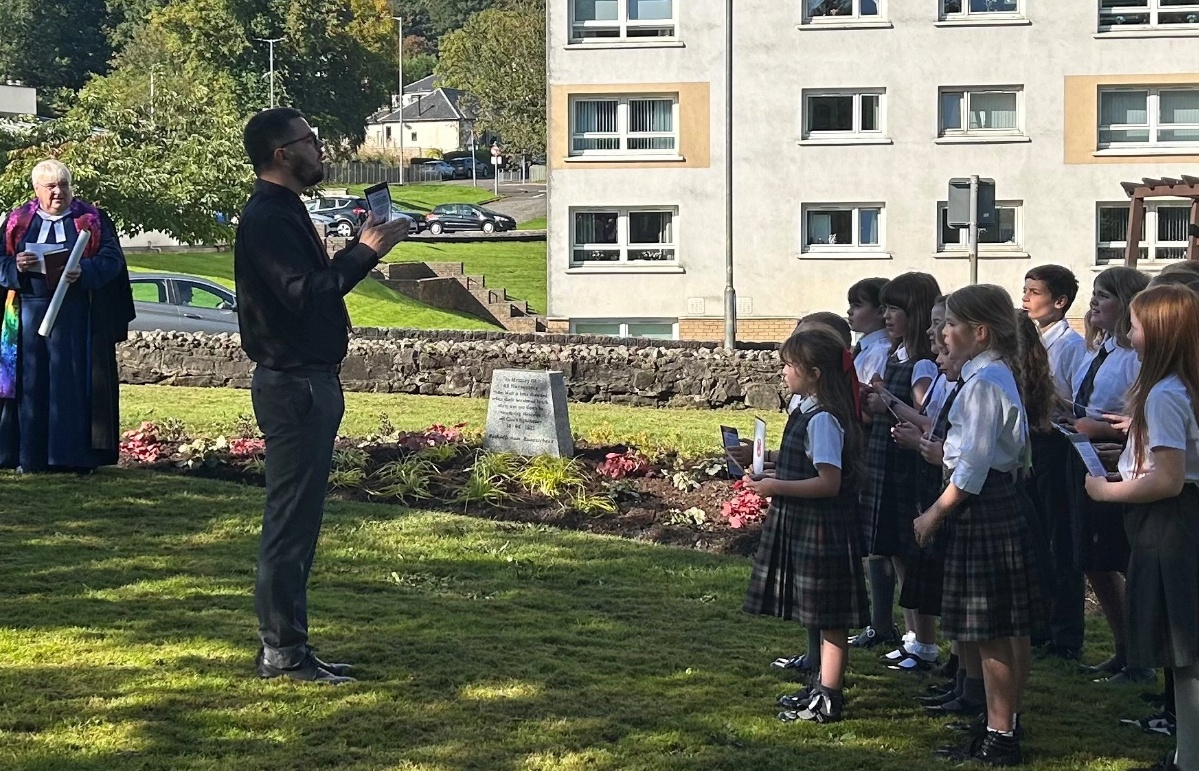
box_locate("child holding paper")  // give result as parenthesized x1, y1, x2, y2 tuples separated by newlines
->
(743, 328, 869, 724)
(1084, 285, 1199, 771)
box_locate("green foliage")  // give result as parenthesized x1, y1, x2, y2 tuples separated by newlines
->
(175, 436, 229, 469)
(370, 457, 438, 501)
(515, 455, 585, 498)
(671, 456, 727, 492)
(330, 447, 371, 490)
(0, 65, 252, 244)
(436, 6, 546, 156)
(668, 507, 710, 527)
(0, 0, 113, 114)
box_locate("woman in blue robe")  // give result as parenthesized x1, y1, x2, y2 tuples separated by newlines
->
(0, 160, 135, 472)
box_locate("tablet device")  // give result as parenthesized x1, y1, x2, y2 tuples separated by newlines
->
(720, 425, 744, 477)
(363, 182, 393, 223)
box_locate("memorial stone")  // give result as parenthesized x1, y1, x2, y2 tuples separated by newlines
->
(483, 369, 574, 457)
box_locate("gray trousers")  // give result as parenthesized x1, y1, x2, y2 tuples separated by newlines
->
(251, 367, 344, 668)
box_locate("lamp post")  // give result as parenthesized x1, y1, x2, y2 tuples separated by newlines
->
(393, 15, 405, 183)
(723, 0, 736, 351)
(255, 37, 284, 108)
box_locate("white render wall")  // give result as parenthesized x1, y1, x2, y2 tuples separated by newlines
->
(547, 1, 1199, 329)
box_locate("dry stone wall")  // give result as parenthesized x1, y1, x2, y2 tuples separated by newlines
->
(118, 329, 789, 410)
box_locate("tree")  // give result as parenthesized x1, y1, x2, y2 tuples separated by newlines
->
(0, 63, 254, 245)
(436, 6, 545, 157)
(0, 0, 114, 115)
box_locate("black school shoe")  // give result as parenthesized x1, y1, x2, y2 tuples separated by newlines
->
(1038, 643, 1082, 661)
(255, 649, 356, 685)
(1120, 710, 1176, 737)
(771, 652, 816, 672)
(970, 731, 1023, 766)
(849, 624, 900, 650)
(926, 697, 986, 718)
(1079, 654, 1125, 675)
(778, 685, 844, 724)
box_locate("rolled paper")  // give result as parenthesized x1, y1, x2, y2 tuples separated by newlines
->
(37, 230, 90, 338)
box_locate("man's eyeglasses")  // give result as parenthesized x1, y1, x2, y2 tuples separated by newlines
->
(278, 132, 323, 151)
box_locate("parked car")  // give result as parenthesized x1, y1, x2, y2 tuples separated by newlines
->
(448, 156, 493, 179)
(424, 204, 517, 235)
(308, 211, 336, 237)
(128, 273, 241, 335)
(389, 204, 428, 234)
(411, 160, 455, 181)
(304, 196, 367, 237)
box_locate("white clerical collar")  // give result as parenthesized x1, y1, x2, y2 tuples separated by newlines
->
(37, 209, 69, 222)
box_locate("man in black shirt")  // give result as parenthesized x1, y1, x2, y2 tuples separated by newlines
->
(235, 108, 410, 684)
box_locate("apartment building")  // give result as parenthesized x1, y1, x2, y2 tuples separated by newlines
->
(545, 1, 1199, 341)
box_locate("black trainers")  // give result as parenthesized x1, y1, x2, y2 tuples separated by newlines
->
(1120, 710, 1176, 737)
(255, 649, 356, 685)
(1097, 667, 1157, 685)
(970, 730, 1023, 766)
(927, 697, 985, 719)
(918, 688, 960, 707)
(1079, 654, 1125, 675)
(778, 685, 844, 724)
(887, 649, 939, 674)
(771, 652, 816, 672)
(849, 624, 900, 650)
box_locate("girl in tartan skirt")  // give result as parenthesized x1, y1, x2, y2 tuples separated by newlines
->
(1085, 285, 1199, 771)
(743, 328, 869, 724)
(857, 273, 942, 658)
(913, 285, 1043, 766)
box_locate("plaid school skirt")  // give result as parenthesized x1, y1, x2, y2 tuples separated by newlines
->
(744, 495, 870, 631)
(940, 470, 1045, 642)
(1125, 484, 1199, 670)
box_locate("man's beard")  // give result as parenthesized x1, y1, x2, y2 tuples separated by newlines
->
(298, 159, 324, 188)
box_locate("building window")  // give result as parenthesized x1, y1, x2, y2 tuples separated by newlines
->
(411, 131, 418, 142)
(570, 96, 678, 156)
(802, 204, 884, 252)
(940, 0, 1021, 18)
(570, 0, 675, 42)
(1097, 202, 1192, 265)
(385, 126, 392, 142)
(939, 88, 1022, 136)
(571, 208, 677, 265)
(1099, 87, 1199, 149)
(803, 0, 883, 22)
(571, 320, 678, 340)
(803, 90, 885, 139)
(1099, 0, 1199, 32)
(937, 201, 1022, 252)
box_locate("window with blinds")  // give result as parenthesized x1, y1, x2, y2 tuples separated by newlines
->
(571, 0, 675, 42)
(1099, 0, 1199, 32)
(570, 96, 679, 157)
(572, 208, 677, 265)
(939, 88, 1023, 136)
(1099, 87, 1199, 148)
(1096, 202, 1189, 265)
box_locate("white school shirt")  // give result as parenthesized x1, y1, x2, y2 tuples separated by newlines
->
(1117, 375, 1199, 483)
(854, 329, 891, 383)
(923, 374, 955, 424)
(1070, 336, 1141, 416)
(794, 395, 846, 469)
(943, 351, 1030, 495)
(1041, 319, 1087, 403)
(896, 344, 939, 389)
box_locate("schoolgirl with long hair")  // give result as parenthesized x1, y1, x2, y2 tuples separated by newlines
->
(1085, 285, 1199, 771)
(913, 285, 1042, 765)
(744, 329, 869, 724)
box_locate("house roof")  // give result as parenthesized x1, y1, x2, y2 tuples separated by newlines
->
(367, 87, 477, 125)
(404, 74, 441, 93)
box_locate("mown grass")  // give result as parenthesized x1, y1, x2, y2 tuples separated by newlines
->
(384, 240, 547, 314)
(120, 385, 787, 456)
(0, 466, 1169, 770)
(125, 252, 497, 331)
(519, 216, 547, 230)
(342, 183, 496, 212)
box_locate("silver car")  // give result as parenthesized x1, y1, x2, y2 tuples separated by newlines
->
(128, 272, 241, 335)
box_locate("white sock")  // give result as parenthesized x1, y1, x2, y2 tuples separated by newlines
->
(902, 630, 916, 645)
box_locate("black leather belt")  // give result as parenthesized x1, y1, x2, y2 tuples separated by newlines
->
(265, 363, 341, 376)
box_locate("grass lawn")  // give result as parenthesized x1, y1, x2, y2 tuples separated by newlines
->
(120, 385, 787, 455)
(342, 183, 496, 212)
(0, 465, 1168, 769)
(519, 217, 547, 230)
(384, 240, 547, 314)
(125, 252, 497, 331)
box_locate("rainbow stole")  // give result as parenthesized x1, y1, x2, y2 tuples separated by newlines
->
(0, 200, 102, 399)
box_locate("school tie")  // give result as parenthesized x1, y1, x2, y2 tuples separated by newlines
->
(919, 373, 945, 417)
(931, 380, 963, 441)
(1072, 345, 1111, 419)
(851, 341, 862, 357)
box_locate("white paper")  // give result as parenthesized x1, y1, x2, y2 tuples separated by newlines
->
(365, 185, 392, 223)
(21, 242, 65, 274)
(752, 417, 767, 476)
(37, 230, 89, 338)
(1069, 433, 1109, 478)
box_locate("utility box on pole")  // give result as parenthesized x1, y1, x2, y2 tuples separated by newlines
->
(948, 178, 996, 229)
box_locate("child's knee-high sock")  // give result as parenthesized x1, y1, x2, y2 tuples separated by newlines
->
(1174, 665, 1199, 771)
(867, 556, 895, 631)
(807, 626, 822, 670)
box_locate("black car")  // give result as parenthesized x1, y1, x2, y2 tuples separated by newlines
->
(389, 203, 428, 234)
(447, 157, 493, 179)
(424, 204, 516, 235)
(304, 196, 367, 238)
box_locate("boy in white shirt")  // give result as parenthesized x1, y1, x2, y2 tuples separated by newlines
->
(1022, 265, 1086, 405)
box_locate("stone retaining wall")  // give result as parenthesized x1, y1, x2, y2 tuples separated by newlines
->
(118, 329, 788, 410)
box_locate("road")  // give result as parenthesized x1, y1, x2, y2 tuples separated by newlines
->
(447, 179, 546, 225)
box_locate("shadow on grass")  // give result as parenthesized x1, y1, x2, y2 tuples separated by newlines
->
(0, 469, 1172, 770)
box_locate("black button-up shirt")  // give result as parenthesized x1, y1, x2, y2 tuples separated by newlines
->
(234, 179, 378, 370)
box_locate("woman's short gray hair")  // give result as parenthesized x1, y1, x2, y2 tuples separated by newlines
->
(31, 160, 72, 189)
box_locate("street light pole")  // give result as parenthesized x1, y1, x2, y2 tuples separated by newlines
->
(393, 16, 405, 184)
(255, 37, 283, 108)
(723, 0, 736, 351)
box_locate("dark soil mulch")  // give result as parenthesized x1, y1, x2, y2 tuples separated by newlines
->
(120, 441, 763, 556)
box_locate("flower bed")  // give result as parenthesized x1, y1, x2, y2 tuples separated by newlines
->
(118, 420, 769, 555)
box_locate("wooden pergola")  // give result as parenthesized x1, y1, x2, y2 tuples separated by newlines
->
(1121, 175, 1199, 266)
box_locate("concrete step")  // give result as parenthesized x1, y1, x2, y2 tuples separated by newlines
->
(426, 261, 465, 277)
(470, 287, 504, 305)
(504, 316, 546, 333)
